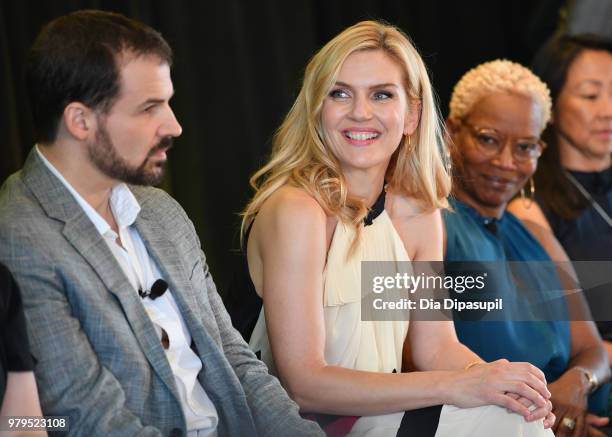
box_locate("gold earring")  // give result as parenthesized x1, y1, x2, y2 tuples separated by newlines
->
(407, 135, 413, 152)
(520, 177, 536, 208)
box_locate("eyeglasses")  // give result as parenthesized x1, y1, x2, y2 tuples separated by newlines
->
(461, 121, 546, 163)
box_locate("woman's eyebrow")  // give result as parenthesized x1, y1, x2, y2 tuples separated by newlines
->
(334, 80, 399, 90)
(574, 79, 603, 89)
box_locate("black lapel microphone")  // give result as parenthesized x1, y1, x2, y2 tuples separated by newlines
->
(139, 279, 168, 300)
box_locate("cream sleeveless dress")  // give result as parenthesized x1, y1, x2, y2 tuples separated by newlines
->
(250, 210, 553, 437)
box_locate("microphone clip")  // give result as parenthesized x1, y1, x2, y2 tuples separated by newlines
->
(138, 279, 168, 300)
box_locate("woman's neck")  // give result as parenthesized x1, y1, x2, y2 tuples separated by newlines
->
(343, 167, 386, 207)
(452, 185, 505, 219)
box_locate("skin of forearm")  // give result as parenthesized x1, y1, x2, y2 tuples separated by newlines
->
(0, 372, 47, 437)
(417, 339, 482, 372)
(284, 364, 455, 416)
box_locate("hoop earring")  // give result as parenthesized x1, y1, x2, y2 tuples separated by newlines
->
(520, 177, 536, 208)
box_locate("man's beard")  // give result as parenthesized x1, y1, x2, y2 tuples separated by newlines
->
(87, 122, 172, 186)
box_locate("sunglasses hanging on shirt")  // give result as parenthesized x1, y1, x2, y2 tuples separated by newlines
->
(138, 279, 168, 300)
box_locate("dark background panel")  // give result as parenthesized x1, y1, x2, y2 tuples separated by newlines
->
(0, 0, 565, 290)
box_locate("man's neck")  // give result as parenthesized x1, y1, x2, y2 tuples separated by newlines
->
(38, 143, 118, 231)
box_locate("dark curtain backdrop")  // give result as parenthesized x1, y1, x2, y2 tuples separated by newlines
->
(0, 0, 564, 291)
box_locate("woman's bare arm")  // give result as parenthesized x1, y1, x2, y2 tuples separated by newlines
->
(0, 371, 47, 437)
(249, 187, 550, 417)
(508, 198, 610, 389)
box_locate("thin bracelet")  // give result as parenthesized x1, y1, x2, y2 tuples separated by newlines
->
(571, 366, 599, 394)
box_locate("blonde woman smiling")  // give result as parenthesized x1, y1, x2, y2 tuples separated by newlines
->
(231, 21, 555, 437)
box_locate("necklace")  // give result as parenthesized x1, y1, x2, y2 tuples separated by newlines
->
(564, 170, 612, 228)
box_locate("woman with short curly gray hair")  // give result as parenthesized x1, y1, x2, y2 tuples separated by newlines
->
(448, 59, 551, 127)
(444, 59, 610, 437)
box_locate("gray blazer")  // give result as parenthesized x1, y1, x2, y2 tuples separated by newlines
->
(0, 150, 322, 437)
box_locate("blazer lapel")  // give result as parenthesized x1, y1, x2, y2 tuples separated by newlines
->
(134, 195, 255, 432)
(22, 149, 180, 403)
(134, 204, 222, 359)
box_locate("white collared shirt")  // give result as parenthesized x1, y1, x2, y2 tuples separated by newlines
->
(37, 147, 218, 437)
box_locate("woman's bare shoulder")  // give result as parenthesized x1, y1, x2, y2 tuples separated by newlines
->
(257, 186, 327, 228)
(386, 190, 439, 222)
(386, 190, 443, 260)
(248, 186, 330, 295)
(250, 186, 329, 254)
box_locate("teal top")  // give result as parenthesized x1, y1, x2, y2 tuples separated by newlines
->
(444, 197, 607, 414)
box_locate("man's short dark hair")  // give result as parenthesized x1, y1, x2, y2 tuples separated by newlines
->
(26, 10, 173, 143)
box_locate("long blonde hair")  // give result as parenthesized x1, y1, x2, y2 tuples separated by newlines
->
(241, 20, 450, 242)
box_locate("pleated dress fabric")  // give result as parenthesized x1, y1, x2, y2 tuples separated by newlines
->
(250, 208, 553, 437)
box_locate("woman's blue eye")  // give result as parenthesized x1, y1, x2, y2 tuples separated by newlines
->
(330, 89, 350, 99)
(373, 91, 393, 100)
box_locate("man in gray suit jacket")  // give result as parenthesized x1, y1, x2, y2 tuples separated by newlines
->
(0, 10, 322, 437)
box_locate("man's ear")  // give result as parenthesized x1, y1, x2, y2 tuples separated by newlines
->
(62, 103, 96, 141)
(403, 100, 421, 136)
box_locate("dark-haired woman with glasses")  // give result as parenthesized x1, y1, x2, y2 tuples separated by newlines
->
(443, 60, 610, 437)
